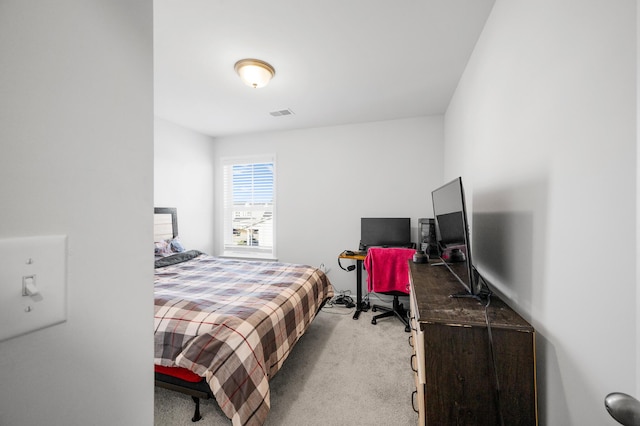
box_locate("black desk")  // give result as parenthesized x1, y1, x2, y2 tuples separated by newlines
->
(338, 251, 369, 319)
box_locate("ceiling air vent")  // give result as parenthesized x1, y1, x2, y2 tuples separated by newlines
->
(269, 108, 295, 117)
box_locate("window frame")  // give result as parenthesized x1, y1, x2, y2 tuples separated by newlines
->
(220, 155, 276, 260)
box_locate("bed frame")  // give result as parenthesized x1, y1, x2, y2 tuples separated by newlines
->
(155, 370, 212, 422)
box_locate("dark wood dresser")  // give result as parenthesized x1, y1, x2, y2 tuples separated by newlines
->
(408, 261, 538, 425)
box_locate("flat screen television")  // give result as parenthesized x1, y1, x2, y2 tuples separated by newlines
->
(432, 177, 482, 297)
(360, 218, 411, 250)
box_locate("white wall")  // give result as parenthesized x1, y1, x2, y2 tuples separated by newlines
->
(445, 1, 637, 425)
(155, 118, 215, 254)
(0, 2, 154, 425)
(637, 0, 640, 399)
(212, 116, 444, 293)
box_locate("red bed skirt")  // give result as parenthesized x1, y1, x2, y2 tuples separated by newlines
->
(155, 365, 203, 383)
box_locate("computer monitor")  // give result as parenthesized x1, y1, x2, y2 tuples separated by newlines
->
(360, 218, 411, 250)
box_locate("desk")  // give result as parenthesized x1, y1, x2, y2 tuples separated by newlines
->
(338, 251, 369, 319)
(409, 262, 537, 424)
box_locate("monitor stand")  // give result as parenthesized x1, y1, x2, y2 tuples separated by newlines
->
(449, 291, 483, 301)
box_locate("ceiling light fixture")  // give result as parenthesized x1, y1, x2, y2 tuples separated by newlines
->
(234, 59, 275, 89)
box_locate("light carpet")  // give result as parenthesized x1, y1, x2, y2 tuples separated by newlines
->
(154, 300, 417, 425)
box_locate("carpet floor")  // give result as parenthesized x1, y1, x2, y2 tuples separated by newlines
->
(154, 300, 417, 425)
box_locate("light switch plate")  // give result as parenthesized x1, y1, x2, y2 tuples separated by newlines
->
(0, 235, 67, 341)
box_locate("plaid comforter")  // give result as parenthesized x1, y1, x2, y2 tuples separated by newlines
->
(154, 252, 334, 425)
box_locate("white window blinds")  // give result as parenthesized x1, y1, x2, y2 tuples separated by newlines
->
(222, 156, 276, 259)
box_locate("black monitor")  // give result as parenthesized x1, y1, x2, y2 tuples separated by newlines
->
(432, 177, 481, 297)
(360, 218, 411, 250)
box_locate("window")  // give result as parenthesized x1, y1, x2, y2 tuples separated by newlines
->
(222, 156, 275, 259)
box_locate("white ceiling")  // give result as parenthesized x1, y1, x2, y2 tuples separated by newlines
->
(154, 0, 495, 138)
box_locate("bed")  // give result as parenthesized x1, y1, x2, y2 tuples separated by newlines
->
(153, 208, 334, 425)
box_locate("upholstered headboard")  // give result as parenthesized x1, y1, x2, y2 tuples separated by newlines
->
(154, 207, 178, 242)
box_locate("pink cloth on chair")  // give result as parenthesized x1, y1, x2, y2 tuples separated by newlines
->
(365, 247, 416, 293)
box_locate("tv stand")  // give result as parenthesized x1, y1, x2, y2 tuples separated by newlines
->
(408, 262, 537, 425)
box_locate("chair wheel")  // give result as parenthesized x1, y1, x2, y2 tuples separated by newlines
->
(371, 318, 377, 325)
(372, 306, 377, 312)
(405, 325, 411, 333)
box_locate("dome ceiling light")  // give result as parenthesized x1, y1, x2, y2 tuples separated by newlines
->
(234, 59, 275, 89)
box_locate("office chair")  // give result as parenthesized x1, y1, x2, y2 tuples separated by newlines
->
(605, 392, 640, 425)
(364, 247, 416, 333)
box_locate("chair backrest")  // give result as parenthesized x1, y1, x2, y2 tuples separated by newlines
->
(364, 247, 416, 294)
